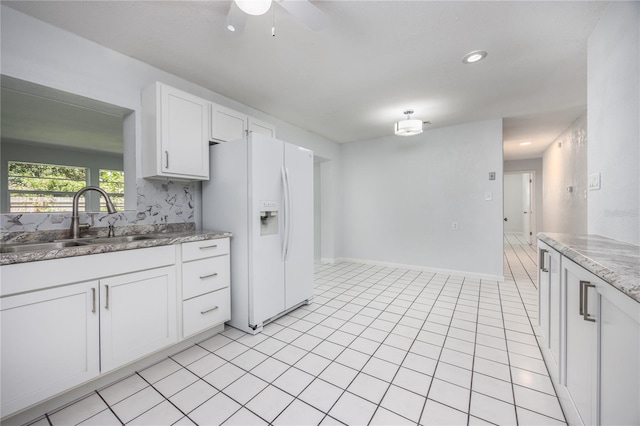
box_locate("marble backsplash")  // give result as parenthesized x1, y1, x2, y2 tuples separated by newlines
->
(1, 179, 196, 242)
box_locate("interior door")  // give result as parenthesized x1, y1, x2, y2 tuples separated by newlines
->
(283, 142, 314, 310)
(249, 134, 286, 326)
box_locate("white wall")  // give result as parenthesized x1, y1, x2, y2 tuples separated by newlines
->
(339, 119, 504, 279)
(0, 5, 341, 233)
(542, 113, 588, 235)
(504, 158, 543, 235)
(503, 174, 524, 232)
(587, 2, 640, 244)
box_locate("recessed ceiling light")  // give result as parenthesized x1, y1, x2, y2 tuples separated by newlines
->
(519, 141, 532, 146)
(462, 50, 488, 64)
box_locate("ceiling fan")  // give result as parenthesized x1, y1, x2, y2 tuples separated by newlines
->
(225, 0, 329, 34)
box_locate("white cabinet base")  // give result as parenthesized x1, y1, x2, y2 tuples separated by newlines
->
(100, 266, 177, 373)
(1, 282, 99, 417)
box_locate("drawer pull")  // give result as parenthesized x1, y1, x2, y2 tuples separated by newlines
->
(200, 272, 219, 279)
(92, 288, 96, 313)
(580, 280, 597, 322)
(199, 244, 218, 250)
(201, 306, 219, 315)
(539, 248, 549, 272)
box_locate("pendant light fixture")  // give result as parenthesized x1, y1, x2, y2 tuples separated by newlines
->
(394, 110, 424, 136)
(235, 0, 272, 16)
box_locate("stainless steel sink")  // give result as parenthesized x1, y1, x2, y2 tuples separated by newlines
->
(83, 234, 160, 244)
(0, 240, 92, 254)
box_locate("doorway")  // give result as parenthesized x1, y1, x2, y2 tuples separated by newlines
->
(504, 171, 534, 244)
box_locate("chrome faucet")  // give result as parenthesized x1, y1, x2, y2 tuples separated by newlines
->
(70, 186, 117, 239)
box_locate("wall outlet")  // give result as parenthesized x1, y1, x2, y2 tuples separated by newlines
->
(451, 221, 458, 231)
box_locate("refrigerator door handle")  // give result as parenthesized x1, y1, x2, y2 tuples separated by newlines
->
(284, 167, 292, 261)
(281, 167, 291, 261)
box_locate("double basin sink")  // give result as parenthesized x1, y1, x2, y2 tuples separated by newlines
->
(0, 234, 164, 254)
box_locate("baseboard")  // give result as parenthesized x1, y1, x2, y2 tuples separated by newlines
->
(335, 257, 505, 282)
(320, 257, 336, 264)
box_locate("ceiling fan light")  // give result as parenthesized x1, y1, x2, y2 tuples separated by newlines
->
(235, 0, 272, 16)
(395, 119, 423, 136)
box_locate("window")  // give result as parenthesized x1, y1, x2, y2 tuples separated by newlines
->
(7, 161, 124, 213)
(99, 169, 125, 211)
(8, 162, 87, 212)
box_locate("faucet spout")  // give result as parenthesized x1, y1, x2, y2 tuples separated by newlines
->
(70, 186, 117, 239)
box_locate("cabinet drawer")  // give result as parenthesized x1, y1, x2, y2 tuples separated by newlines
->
(182, 255, 229, 300)
(183, 288, 230, 338)
(182, 238, 230, 262)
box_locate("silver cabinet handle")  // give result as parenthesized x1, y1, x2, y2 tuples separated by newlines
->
(105, 285, 110, 310)
(539, 248, 549, 272)
(201, 306, 219, 315)
(164, 151, 169, 169)
(580, 280, 596, 322)
(92, 288, 96, 313)
(199, 244, 218, 250)
(199, 272, 218, 279)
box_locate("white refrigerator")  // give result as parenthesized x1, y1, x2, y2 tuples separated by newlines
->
(202, 133, 314, 334)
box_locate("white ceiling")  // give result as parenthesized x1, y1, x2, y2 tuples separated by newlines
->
(4, 1, 608, 160)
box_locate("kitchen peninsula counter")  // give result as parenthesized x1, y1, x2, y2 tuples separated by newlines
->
(538, 232, 640, 303)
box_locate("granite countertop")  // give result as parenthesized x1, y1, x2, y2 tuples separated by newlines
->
(0, 227, 232, 266)
(538, 232, 640, 303)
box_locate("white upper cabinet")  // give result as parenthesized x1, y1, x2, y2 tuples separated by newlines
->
(248, 117, 276, 138)
(142, 82, 209, 180)
(210, 101, 277, 143)
(210, 103, 247, 143)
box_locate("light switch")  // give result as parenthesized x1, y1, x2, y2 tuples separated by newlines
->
(589, 173, 601, 190)
(485, 191, 493, 201)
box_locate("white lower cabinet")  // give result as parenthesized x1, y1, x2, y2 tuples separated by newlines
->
(181, 239, 231, 338)
(0, 282, 100, 416)
(0, 239, 231, 419)
(598, 290, 640, 425)
(539, 241, 640, 426)
(538, 241, 562, 374)
(100, 266, 177, 373)
(563, 259, 598, 425)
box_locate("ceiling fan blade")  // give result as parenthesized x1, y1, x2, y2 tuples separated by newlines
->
(226, 2, 247, 34)
(277, 0, 329, 31)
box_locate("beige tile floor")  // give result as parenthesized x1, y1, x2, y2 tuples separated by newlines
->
(26, 233, 565, 425)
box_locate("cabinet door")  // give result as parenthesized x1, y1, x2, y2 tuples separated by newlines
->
(100, 266, 177, 372)
(160, 85, 209, 179)
(248, 117, 276, 138)
(538, 243, 551, 345)
(563, 259, 598, 425)
(210, 103, 247, 142)
(598, 285, 640, 425)
(547, 246, 562, 369)
(1, 282, 99, 417)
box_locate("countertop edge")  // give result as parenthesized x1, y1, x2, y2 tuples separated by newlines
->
(0, 230, 233, 266)
(538, 232, 640, 304)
